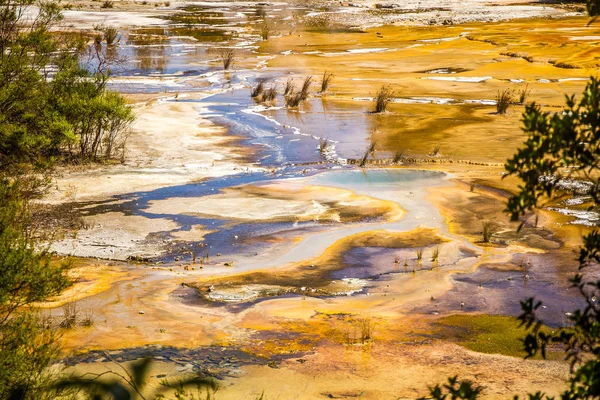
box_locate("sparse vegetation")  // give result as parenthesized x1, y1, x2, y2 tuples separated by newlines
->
(102, 26, 119, 45)
(319, 138, 329, 156)
(285, 92, 303, 108)
(262, 86, 277, 102)
(418, 376, 483, 400)
(393, 150, 404, 164)
(60, 302, 78, 329)
(374, 85, 393, 113)
(416, 249, 423, 262)
(367, 141, 376, 155)
(359, 141, 376, 167)
(320, 71, 334, 93)
(285, 77, 312, 107)
(52, 358, 218, 399)
(359, 317, 373, 343)
(431, 246, 439, 262)
(300, 76, 313, 100)
(251, 78, 267, 99)
(482, 222, 492, 243)
(495, 88, 513, 114)
(359, 149, 369, 167)
(81, 309, 95, 327)
(220, 49, 235, 70)
(0, 178, 70, 397)
(101, 0, 113, 8)
(0, 0, 134, 166)
(428, 4, 600, 395)
(436, 314, 556, 359)
(260, 22, 271, 40)
(283, 79, 295, 96)
(518, 83, 531, 104)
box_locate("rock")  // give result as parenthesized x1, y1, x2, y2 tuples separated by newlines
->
(139, 311, 145, 314)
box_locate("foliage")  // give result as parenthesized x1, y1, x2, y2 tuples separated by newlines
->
(0, 179, 69, 324)
(418, 376, 483, 400)
(425, 3, 600, 397)
(1, 313, 65, 400)
(425, 78, 600, 399)
(0, 0, 134, 169)
(0, 178, 70, 399)
(587, 0, 600, 22)
(505, 76, 600, 222)
(53, 357, 218, 400)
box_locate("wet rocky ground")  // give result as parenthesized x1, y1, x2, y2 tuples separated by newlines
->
(42, 1, 600, 397)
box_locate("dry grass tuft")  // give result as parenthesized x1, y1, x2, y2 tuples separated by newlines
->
(496, 89, 513, 114)
(320, 71, 334, 93)
(482, 222, 493, 243)
(374, 85, 393, 113)
(285, 92, 303, 108)
(251, 79, 267, 98)
(300, 76, 313, 100)
(260, 22, 271, 40)
(283, 79, 295, 96)
(60, 302, 78, 329)
(518, 83, 531, 104)
(220, 50, 235, 70)
(262, 86, 277, 102)
(319, 138, 329, 156)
